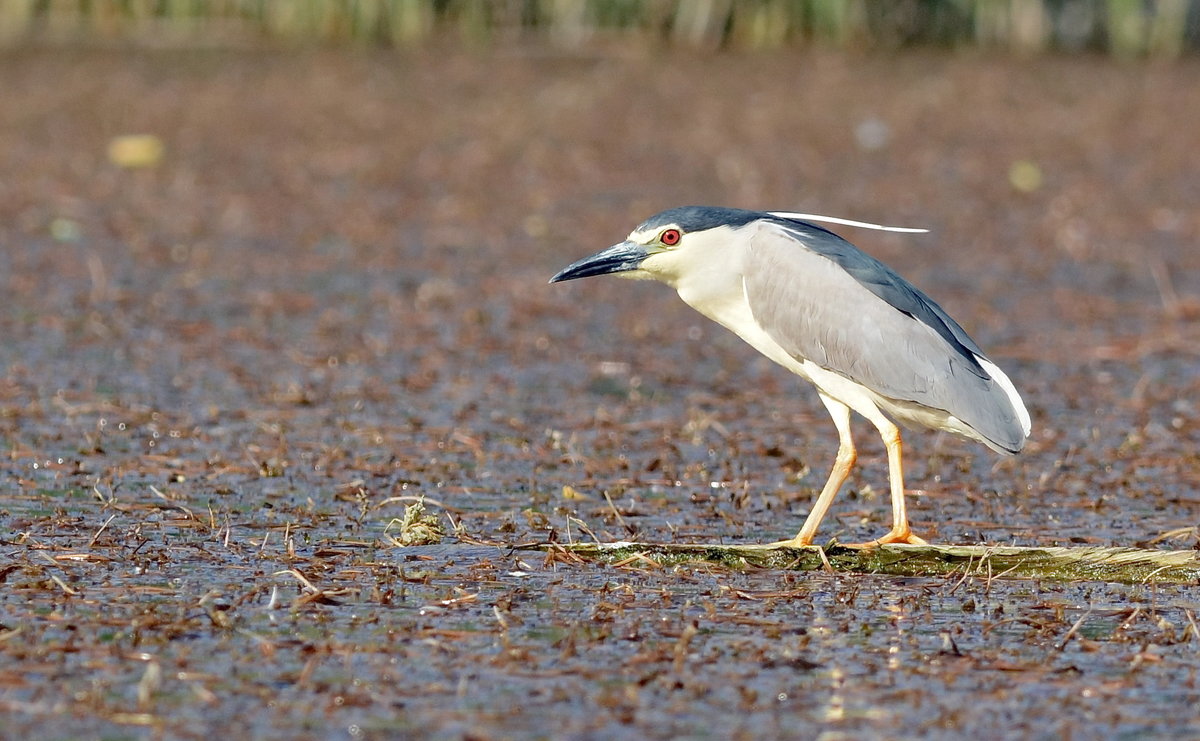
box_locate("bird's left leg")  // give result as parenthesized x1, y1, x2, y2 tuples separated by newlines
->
(845, 413, 928, 547)
(768, 394, 856, 548)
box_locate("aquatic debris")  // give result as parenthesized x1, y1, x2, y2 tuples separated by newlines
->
(389, 497, 446, 547)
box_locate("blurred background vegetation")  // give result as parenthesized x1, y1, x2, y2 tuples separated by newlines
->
(0, 0, 1196, 57)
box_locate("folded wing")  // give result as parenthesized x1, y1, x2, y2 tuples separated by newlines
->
(743, 220, 1029, 453)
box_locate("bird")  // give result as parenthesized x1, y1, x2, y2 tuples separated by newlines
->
(549, 206, 1030, 547)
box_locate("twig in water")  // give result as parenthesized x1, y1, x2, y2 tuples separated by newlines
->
(1145, 526, 1198, 546)
(88, 514, 117, 548)
(603, 490, 629, 533)
(1116, 607, 1143, 634)
(275, 568, 320, 594)
(566, 516, 601, 545)
(947, 554, 975, 595)
(816, 545, 834, 574)
(1056, 608, 1093, 651)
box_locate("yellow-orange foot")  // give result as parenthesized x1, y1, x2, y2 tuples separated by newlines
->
(764, 536, 817, 549)
(844, 529, 928, 548)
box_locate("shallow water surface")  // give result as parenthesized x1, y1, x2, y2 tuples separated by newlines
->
(2, 48, 1200, 738)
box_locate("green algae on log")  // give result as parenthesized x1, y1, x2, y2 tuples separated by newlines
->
(535, 542, 1200, 585)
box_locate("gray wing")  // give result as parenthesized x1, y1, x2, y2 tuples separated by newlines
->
(774, 219, 989, 368)
(744, 221, 1024, 451)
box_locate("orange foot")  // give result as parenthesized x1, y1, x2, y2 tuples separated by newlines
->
(844, 528, 928, 548)
(764, 536, 817, 549)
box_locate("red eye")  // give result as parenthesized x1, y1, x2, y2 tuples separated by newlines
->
(660, 229, 681, 246)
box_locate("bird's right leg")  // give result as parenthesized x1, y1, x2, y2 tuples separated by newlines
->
(769, 394, 855, 547)
(842, 413, 928, 548)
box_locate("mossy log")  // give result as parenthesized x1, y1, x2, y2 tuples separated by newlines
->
(536, 541, 1200, 585)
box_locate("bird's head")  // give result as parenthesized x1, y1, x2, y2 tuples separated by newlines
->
(548, 206, 759, 286)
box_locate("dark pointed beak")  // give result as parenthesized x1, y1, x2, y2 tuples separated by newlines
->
(549, 241, 650, 283)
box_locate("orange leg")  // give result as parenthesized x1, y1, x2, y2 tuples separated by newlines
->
(842, 417, 927, 548)
(769, 395, 855, 548)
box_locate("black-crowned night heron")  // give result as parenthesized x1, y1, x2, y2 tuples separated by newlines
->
(550, 206, 1030, 547)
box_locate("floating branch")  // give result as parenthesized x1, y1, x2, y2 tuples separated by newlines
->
(536, 541, 1200, 585)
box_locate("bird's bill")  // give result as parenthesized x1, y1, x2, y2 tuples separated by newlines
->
(549, 241, 650, 283)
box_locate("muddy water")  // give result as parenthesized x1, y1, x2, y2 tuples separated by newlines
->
(1, 48, 1199, 738)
